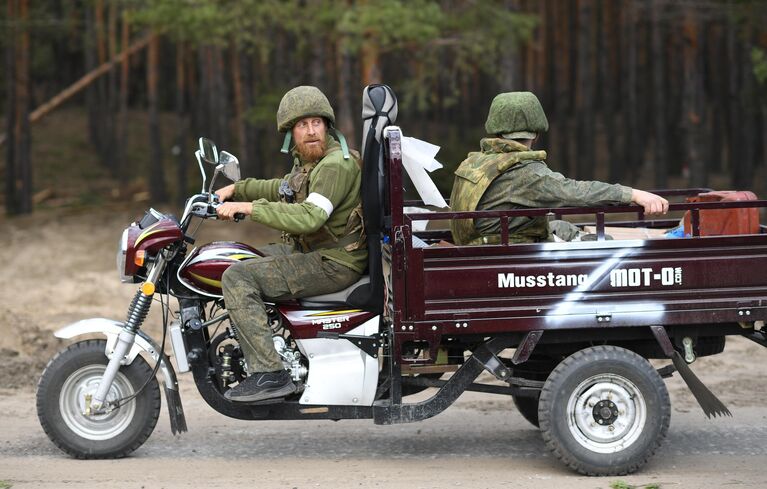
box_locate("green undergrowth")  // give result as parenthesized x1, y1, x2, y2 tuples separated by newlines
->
(609, 481, 661, 489)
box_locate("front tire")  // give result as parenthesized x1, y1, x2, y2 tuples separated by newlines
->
(538, 346, 670, 476)
(36, 339, 161, 459)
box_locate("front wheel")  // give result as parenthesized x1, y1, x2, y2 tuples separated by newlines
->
(36, 339, 161, 459)
(538, 346, 670, 476)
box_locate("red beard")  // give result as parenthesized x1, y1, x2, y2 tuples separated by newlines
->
(295, 138, 327, 162)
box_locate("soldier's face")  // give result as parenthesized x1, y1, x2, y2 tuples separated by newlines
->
(293, 117, 327, 161)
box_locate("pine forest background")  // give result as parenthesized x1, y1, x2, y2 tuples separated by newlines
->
(2, 0, 767, 215)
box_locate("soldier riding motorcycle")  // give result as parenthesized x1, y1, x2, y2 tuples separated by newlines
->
(36, 84, 398, 459)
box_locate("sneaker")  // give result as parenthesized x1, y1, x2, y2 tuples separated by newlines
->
(224, 370, 296, 403)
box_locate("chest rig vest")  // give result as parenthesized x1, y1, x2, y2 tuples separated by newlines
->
(450, 138, 550, 245)
(280, 145, 366, 253)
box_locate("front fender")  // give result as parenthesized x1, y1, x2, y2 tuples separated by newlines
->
(55, 318, 177, 391)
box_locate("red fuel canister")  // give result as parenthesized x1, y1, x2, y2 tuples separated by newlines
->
(682, 190, 760, 236)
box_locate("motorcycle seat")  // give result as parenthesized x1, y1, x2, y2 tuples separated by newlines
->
(298, 275, 371, 308)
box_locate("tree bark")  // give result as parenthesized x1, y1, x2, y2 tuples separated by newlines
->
(738, 26, 757, 189)
(681, 8, 706, 188)
(575, 0, 595, 180)
(5, 0, 32, 215)
(147, 34, 167, 202)
(117, 10, 131, 182)
(621, 1, 639, 184)
(550, 0, 569, 174)
(361, 34, 382, 85)
(175, 43, 188, 200)
(603, 0, 622, 183)
(336, 38, 357, 148)
(231, 43, 247, 171)
(499, 0, 521, 92)
(84, 5, 103, 165)
(651, 0, 668, 188)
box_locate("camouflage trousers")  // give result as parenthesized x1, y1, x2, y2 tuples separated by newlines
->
(221, 244, 361, 373)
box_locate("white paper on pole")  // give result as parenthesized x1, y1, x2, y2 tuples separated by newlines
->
(400, 136, 449, 209)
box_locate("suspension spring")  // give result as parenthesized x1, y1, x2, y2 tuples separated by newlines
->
(124, 290, 152, 333)
(228, 321, 241, 341)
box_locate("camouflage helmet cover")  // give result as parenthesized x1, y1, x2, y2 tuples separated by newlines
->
(484, 91, 549, 138)
(276, 86, 336, 133)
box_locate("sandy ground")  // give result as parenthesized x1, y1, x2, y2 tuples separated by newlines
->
(1, 207, 767, 488)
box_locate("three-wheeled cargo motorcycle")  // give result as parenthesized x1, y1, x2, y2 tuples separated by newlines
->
(37, 85, 767, 476)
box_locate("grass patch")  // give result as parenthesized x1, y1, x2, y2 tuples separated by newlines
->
(610, 482, 661, 489)
(0, 480, 13, 489)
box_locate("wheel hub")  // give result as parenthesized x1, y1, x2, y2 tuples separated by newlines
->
(593, 399, 619, 425)
(566, 374, 647, 454)
(59, 365, 137, 441)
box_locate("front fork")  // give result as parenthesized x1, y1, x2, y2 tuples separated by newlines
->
(90, 258, 167, 412)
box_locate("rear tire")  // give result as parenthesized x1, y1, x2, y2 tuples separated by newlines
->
(538, 345, 670, 476)
(510, 355, 558, 428)
(512, 395, 540, 427)
(36, 339, 161, 459)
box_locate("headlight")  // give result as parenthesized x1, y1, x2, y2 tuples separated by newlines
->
(117, 227, 130, 283)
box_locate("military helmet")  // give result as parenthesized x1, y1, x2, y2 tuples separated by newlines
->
(484, 91, 548, 138)
(276, 86, 335, 133)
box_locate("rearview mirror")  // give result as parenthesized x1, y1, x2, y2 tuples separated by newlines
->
(218, 151, 241, 182)
(198, 137, 219, 165)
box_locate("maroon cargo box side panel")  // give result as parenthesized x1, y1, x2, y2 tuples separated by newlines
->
(409, 236, 767, 333)
(683, 190, 760, 236)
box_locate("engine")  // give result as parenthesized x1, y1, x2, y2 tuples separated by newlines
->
(272, 335, 308, 382)
(212, 307, 308, 391)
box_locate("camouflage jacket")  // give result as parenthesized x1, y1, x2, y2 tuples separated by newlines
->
(233, 136, 368, 274)
(450, 138, 633, 245)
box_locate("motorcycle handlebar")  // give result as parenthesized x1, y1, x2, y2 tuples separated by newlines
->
(200, 201, 244, 222)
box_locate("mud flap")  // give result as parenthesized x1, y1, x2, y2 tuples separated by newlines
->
(650, 325, 731, 418)
(165, 386, 188, 435)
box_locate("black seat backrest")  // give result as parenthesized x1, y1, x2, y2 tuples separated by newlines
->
(347, 84, 398, 313)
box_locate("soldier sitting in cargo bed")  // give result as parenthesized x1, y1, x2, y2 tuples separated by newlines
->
(449, 91, 669, 245)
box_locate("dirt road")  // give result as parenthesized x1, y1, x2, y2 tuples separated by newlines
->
(1, 385, 766, 488)
(1, 209, 767, 488)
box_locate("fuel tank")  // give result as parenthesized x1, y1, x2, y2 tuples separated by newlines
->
(177, 241, 260, 297)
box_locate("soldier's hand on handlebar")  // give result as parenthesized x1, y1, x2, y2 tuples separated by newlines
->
(216, 202, 251, 221)
(215, 184, 236, 202)
(631, 189, 669, 215)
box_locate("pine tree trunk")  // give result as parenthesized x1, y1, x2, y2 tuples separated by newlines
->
(575, 0, 595, 180)
(551, 0, 570, 173)
(682, 9, 705, 188)
(4, 0, 32, 215)
(5, 0, 18, 214)
(361, 34, 382, 85)
(738, 26, 757, 189)
(622, 1, 639, 184)
(725, 18, 741, 187)
(175, 43, 188, 199)
(241, 51, 258, 178)
(231, 43, 247, 173)
(651, 0, 668, 188)
(117, 9, 130, 182)
(84, 6, 102, 164)
(499, 0, 521, 91)
(336, 38, 357, 148)
(147, 34, 167, 202)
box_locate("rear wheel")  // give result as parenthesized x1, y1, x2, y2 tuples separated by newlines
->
(36, 339, 161, 459)
(510, 355, 558, 428)
(512, 395, 540, 427)
(538, 346, 670, 476)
